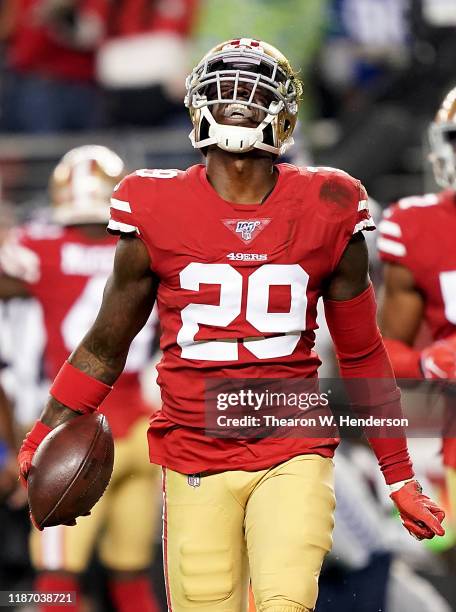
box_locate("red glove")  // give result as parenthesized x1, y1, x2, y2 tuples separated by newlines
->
(17, 421, 52, 488)
(420, 335, 456, 380)
(390, 480, 445, 540)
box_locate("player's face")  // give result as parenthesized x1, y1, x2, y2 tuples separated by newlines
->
(209, 80, 272, 128)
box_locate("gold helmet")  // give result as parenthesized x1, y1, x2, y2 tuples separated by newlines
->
(50, 145, 125, 225)
(429, 87, 456, 189)
(185, 38, 302, 156)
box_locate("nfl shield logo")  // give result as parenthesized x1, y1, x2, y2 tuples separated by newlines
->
(187, 474, 201, 487)
(222, 218, 271, 244)
(236, 220, 260, 241)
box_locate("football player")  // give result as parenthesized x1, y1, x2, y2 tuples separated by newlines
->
(0, 146, 160, 612)
(18, 40, 445, 612)
(0, 378, 17, 498)
(378, 87, 456, 521)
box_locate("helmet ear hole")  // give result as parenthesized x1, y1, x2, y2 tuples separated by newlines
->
(198, 114, 211, 156)
(284, 119, 291, 133)
(199, 114, 210, 142)
(263, 123, 274, 147)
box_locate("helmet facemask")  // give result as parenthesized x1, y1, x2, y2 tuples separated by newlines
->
(185, 41, 300, 156)
(429, 122, 456, 189)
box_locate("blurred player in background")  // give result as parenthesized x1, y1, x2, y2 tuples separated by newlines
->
(378, 87, 456, 523)
(0, 146, 160, 612)
(0, 378, 17, 499)
(18, 40, 445, 612)
(0, 201, 19, 501)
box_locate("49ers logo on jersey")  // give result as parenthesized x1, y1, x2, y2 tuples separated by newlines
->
(222, 219, 271, 244)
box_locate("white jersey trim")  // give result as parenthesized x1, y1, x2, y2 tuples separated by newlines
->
(110, 198, 131, 213)
(107, 219, 138, 234)
(378, 220, 402, 238)
(377, 237, 406, 257)
(397, 193, 439, 209)
(353, 218, 376, 234)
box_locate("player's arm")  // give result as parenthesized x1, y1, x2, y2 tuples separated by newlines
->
(0, 380, 16, 451)
(323, 233, 445, 539)
(18, 235, 158, 481)
(0, 380, 22, 499)
(379, 262, 423, 378)
(0, 275, 30, 300)
(380, 263, 456, 380)
(380, 263, 423, 344)
(0, 235, 35, 299)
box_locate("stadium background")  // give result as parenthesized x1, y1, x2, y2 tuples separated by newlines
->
(0, 0, 455, 610)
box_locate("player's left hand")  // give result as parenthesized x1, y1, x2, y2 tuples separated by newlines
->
(390, 480, 445, 540)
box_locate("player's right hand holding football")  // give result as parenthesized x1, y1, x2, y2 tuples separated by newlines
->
(390, 480, 445, 540)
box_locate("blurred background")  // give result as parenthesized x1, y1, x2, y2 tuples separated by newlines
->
(0, 0, 456, 611)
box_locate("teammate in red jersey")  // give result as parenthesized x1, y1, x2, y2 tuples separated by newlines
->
(0, 146, 160, 612)
(378, 87, 456, 521)
(19, 40, 444, 612)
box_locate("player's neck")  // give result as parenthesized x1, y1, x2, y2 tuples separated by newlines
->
(206, 149, 277, 204)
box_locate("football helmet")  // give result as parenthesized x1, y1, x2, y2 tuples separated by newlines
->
(429, 87, 456, 189)
(50, 145, 125, 225)
(185, 38, 301, 156)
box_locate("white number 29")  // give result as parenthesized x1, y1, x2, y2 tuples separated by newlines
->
(176, 263, 309, 361)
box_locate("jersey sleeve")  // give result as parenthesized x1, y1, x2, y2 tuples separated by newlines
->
(312, 167, 375, 236)
(107, 174, 140, 235)
(353, 184, 376, 235)
(0, 228, 41, 285)
(313, 168, 376, 271)
(377, 205, 409, 265)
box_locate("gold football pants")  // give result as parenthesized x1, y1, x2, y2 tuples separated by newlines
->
(30, 417, 160, 573)
(163, 454, 335, 612)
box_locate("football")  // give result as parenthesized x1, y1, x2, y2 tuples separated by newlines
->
(27, 413, 114, 530)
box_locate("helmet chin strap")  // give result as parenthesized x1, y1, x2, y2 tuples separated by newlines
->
(190, 105, 286, 155)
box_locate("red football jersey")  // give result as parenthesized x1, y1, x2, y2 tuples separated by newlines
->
(1, 224, 156, 437)
(109, 163, 374, 472)
(377, 191, 456, 341)
(378, 191, 456, 467)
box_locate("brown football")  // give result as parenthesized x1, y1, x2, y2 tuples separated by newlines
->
(27, 413, 114, 529)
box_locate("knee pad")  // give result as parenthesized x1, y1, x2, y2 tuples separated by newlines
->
(180, 543, 234, 603)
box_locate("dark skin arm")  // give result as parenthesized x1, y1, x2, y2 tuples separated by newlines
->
(323, 231, 370, 300)
(378, 262, 424, 345)
(0, 276, 30, 300)
(0, 381, 16, 450)
(40, 235, 158, 428)
(0, 382, 20, 500)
